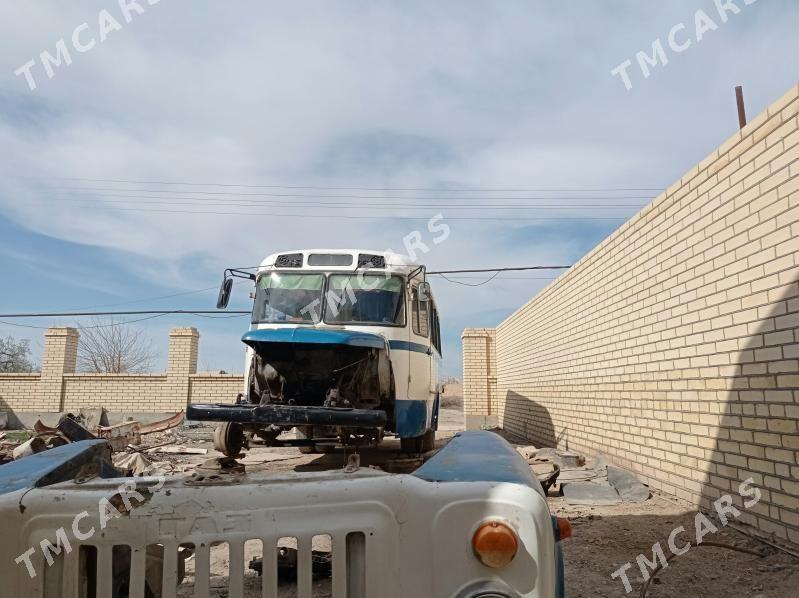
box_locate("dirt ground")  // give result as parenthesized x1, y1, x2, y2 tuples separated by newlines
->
(551, 495, 799, 598)
(148, 405, 799, 597)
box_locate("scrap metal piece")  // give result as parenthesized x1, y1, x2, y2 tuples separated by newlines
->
(139, 411, 185, 435)
(0, 440, 119, 496)
(33, 420, 57, 435)
(533, 462, 561, 493)
(185, 457, 245, 485)
(57, 415, 97, 442)
(95, 421, 141, 451)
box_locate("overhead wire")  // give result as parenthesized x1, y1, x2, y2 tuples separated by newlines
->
(48, 187, 653, 202)
(0, 266, 571, 321)
(437, 271, 502, 287)
(14, 205, 631, 221)
(34, 176, 665, 193)
(43, 194, 648, 210)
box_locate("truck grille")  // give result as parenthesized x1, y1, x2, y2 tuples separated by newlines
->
(43, 531, 369, 598)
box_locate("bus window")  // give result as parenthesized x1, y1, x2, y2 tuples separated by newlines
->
(412, 288, 430, 337)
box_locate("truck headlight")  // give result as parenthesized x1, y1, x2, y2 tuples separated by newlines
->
(456, 580, 517, 598)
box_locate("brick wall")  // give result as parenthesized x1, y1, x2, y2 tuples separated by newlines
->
(0, 327, 244, 417)
(464, 83, 799, 544)
(462, 328, 497, 429)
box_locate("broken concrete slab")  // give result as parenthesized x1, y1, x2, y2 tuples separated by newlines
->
(563, 482, 621, 505)
(79, 407, 108, 430)
(607, 465, 650, 502)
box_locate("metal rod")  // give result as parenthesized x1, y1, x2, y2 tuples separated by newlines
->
(735, 86, 747, 129)
(0, 310, 250, 317)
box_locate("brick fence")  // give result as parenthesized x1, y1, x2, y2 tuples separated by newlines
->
(0, 327, 243, 419)
(463, 83, 799, 544)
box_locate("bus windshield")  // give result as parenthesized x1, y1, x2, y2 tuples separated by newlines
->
(325, 274, 405, 325)
(252, 273, 324, 323)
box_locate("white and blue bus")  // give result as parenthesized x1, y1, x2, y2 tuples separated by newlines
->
(189, 249, 443, 455)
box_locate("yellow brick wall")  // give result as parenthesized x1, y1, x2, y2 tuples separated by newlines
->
(462, 328, 497, 415)
(467, 83, 799, 544)
(0, 327, 244, 414)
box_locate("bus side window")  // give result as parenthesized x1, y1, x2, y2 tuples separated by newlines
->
(431, 306, 442, 355)
(411, 288, 429, 337)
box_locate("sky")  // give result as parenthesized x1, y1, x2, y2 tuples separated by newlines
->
(0, 0, 797, 377)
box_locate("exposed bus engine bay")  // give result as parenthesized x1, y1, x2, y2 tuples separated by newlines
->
(247, 343, 394, 412)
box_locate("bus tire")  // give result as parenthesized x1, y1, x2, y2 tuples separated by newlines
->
(297, 426, 319, 454)
(401, 429, 435, 454)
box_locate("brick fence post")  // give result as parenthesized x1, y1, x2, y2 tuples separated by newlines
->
(461, 328, 497, 430)
(167, 327, 199, 410)
(39, 327, 79, 412)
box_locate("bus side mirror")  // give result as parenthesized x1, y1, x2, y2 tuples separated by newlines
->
(418, 282, 431, 302)
(216, 278, 233, 309)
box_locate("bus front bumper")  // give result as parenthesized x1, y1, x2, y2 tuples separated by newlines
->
(187, 403, 387, 428)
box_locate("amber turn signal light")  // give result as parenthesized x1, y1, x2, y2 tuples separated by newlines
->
(472, 521, 518, 569)
(556, 517, 572, 540)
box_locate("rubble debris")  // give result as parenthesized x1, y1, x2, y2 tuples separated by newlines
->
(531, 462, 561, 493)
(515, 445, 538, 460)
(13, 437, 47, 460)
(57, 415, 97, 442)
(96, 421, 142, 451)
(562, 482, 622, 506)
(0, 412, 7, 430)
(33, 420, 57, 435)
(0, 411, 188, 466)
(139, 411, 185, 435)
(150, 446, 207, 455)
(113, 452, 154, 476)
(607, 465, 650, 502)
(79, 407, 107, 430)
(557, 451, 584, 467)
(249, 548, 332, 581)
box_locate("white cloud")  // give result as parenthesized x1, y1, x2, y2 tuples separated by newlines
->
(0, 0, 797, 375)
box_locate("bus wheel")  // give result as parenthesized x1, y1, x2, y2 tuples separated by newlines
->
(400, 429, 435, 455)
(297, 426, 320, 454)
(213, 422, 245, 457)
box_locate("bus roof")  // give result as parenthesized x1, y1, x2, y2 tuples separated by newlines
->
(258, 249, 422, 273)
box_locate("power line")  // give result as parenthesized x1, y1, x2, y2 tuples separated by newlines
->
(18, 205, 631, 221)
(0, 268, 573, 322)
(45, 194, 648, 210)
(0, 310, 250, 319)
(427, 266, 570, 274)
(60, 285, 219, 312)
(37, 176, 665, 193)
(437, 271, 502, 287)
(1, 313, 172, 330)
(49, 187, 654, 202)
